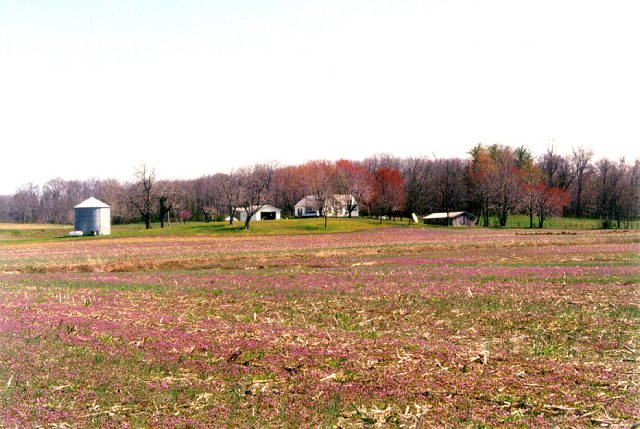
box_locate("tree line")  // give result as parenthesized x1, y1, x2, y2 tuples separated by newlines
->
(1, 144, 638, 229)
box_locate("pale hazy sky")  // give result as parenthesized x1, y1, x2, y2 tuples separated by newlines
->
(1, 0, 639, 194)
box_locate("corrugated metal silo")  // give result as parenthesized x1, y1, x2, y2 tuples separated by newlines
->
(74, 197, 111, 235)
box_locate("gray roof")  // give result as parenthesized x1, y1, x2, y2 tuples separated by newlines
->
(74, 197, 110, 209)
(423, 211, 473, 219)
(295, 196, 320, 209)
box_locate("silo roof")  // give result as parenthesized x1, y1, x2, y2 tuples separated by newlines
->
(74, 197, 110, 209)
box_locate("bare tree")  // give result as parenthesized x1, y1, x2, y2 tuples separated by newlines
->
(571, 147, 594, 218)
(618, 160, 640, 228)
(221, 171, 242, 225)
(41, 178, 67, 224)
(130, 164, 156, 229)
(157, 181, 178, 228)
(539, 146, 573, 191)
(433, 158, 466, 225)
(401, 157, 430, 217)
(594, 158, 629, 228)
(488, 145, 521, 227)
(97, 179, 130, 224)
(300, 161, 336, 229)
(11, 183, 40, 223)
(0, 195, 11, 222)
(237, 163, 276, 230)
(272, 165, 305, 217)
(191, 174, 226, 222)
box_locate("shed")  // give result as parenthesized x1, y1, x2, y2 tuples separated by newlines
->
(74, 197, 111, 235)
(238, 205, 282, 221)
(423, 211, 475, 226)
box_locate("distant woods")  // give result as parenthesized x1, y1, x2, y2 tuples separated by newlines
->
(1, 145, 638, 228)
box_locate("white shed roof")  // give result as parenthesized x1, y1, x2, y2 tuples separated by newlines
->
(74, 197, 110, 209)
(237, 205, 281, 213)
(423, 211, 470, 219)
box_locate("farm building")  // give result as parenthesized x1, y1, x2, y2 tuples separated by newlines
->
(237, 205, 282, 221)
(294, 194, 359, 218)
(423, 211, 475, 226)
(74, 197, 111, 235)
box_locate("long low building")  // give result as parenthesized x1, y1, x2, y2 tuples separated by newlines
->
(423, 211, 475, 226)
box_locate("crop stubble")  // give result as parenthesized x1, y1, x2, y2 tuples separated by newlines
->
(0, 228, 638, 427)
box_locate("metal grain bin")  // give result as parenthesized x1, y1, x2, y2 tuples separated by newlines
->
(74, 197, 111, 235)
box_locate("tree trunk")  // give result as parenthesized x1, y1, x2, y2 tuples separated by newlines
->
(575, 183, 583, 218)
(229, 207, 235, 225)
(324, 215, 328, 229)
(529, 210, 534, 228)
(498, 207, 507, 227)
(482, 197, 490, 227)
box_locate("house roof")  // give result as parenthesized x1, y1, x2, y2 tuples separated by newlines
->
(74, 197, 110, 209)
(294, 196, 320, 209)
(423, 211, 474, 219)
(294, 194, 355, 208)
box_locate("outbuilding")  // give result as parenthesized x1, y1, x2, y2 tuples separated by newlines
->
(423, 211, 475, 226)
(238, 205, 282, 221)
(74, 197, 111, 235)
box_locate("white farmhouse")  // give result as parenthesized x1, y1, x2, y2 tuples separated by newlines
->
(294, 194, 359, 218)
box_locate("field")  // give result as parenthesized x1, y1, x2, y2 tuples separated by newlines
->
(0, 221, 638, 428)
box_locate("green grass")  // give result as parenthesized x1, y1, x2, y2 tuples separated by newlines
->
(111, 217, 414, 237)
(0, 217, 414, 242)
(488, 215, 640, 229)
(2, 214, 637, 244)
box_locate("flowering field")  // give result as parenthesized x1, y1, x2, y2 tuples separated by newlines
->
(1, 227, 638, 428)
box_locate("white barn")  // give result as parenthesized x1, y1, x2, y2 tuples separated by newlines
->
(74, 197, 111, 235)
(238, 205, 282, 221)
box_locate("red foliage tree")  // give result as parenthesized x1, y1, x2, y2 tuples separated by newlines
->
(272, 165, 306, 216)
(467, 145, 495, 227)
(373, 167, 405, 220)
(335, 159, 374, 217)
(519, 161, 543, 228)
(535, 185, 570, 228)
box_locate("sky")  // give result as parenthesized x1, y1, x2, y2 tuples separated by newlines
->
(1, 0, 639, 194)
